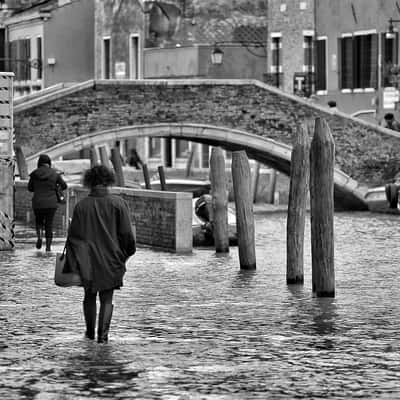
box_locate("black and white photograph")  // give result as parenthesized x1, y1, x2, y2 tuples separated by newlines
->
(1, 0, 400, 399)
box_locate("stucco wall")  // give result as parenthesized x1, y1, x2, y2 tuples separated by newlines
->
(15, 181, 193, 253)
(94, 0, 145, 80)
(267, 0, 315, 94)
(315, 0, 400, 116)
(44, 0, 95, 87)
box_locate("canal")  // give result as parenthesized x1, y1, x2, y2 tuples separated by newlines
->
(1, 211, 400, 399)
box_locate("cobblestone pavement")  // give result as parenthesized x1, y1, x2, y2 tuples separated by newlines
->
(1, 212, 400, 399)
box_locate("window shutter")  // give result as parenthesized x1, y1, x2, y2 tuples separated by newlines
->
(340, 37, 353, 89)
(315, 39, 326, 91)
(370, 33, 378, 89)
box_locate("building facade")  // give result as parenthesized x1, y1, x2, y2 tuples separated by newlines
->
(266, 0, 315, 97)
(315, 0, 400, 119)
(3, 0, 94, 97)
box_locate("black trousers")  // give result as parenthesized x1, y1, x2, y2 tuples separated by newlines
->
(34, 207, 57, 239)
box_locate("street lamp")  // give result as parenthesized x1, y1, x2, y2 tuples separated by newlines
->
(211, 45, 224, 65)
(386, 18, 400, 39)
(210, 41, 267, 65)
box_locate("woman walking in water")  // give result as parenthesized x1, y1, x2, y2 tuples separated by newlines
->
(65, 165, 136, 343)
(28, 154, 67, 252)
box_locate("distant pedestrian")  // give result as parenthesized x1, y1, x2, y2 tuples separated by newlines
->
(380, 113, 400, 132)
(65, 165, 136, 343)
(28, 154, 67, 252)
(128, 148, 143, 169)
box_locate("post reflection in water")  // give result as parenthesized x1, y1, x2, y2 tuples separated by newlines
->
(1, 212, 400, 399)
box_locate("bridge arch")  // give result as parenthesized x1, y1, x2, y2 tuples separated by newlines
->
(26, 123, 367, 210)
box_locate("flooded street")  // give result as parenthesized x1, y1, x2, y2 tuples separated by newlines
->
(1, 211, 400, 399)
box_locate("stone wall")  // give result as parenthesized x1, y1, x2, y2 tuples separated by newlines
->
(15, 181, 193, 253)
(13, 80, 400, 187)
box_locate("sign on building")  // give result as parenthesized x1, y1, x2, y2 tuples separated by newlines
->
(0, 73, 15, 250)
(383, 87, 400, 110)
(115, 62, 127, 79)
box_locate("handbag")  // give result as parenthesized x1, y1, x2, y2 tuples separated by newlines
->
(54, 244, 82, 287)
(55, 185, 66, 204)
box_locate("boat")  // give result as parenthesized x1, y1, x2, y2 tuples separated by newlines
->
(141, 178, 211, 198)
(192, 194, 237, 247)
(364, 183, 400, 214)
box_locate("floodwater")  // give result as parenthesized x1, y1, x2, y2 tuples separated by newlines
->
(1, 211, 400, 399)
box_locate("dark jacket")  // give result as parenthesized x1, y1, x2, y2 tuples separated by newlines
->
(65, 186, 136, 292)
(28, 166, 67, 209)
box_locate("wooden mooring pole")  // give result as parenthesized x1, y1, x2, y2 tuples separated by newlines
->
(310, 118, 335, 297)
(142, 164, 152, 189)
(158, 166, 166, 191)
(90, 146, 98, 167)
(286, 123, 310, 284)
(110, 147, 125, 187)
(232, 151, 256, 269)
(14, 145, 28, 179)
(210, 147, 229, 253)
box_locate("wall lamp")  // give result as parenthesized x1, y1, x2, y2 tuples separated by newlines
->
(387, 18, 400, 39)
(210, 41, 267, 65)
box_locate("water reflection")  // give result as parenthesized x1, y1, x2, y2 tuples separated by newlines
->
(231, 269, 257, 288)
(60, 343, 142, 398)
(312, 298, 338, 336)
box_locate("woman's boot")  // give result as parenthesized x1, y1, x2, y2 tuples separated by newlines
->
(45, 236, 52, 252)
(36, 228, 42, 249)
(97, 304, 113, 343)
(83, 300, 97, 340)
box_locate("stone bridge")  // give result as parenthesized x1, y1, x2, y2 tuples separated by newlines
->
(14, 79, 400, 210)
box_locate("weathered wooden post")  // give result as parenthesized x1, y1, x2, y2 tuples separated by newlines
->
(158, 166, 166, 190)
(252, 162, 261, 204)
(110, 147, 125, 187)
(267, 169, 277, 204)
(90, 146, 98, 167)
(286, 123, 311, 284)
(142, 164, 152, 189)
(185, 149, 195, 178)
(210, 147, 229, 253)
(15, 145, 28, 179)
(310, 118, 335, 297)
(232, 150, 256, 269)
(98, 145, 111, 168)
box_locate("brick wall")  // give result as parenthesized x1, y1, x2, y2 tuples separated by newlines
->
(15, 181, 192, 253)
(14, 81, 400, 187)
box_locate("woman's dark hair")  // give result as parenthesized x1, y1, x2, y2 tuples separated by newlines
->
(83, 165, 116, 188)
(37, 154, 51, 167)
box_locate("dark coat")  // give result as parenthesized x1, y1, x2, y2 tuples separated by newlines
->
(28, 166, 67, 209)
(65, 187, 136, 292)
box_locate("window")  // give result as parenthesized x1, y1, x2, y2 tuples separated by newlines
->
(315, 38, 327, 92)
(271, 36, 282, 87)
(339, 33, 378, 90)
(9, 39, 31, 81)
(102, 38, 111, 79)
(304, 35, 313, 72)
(130, 35, 139, 79)
(36, 37, 42, 80)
